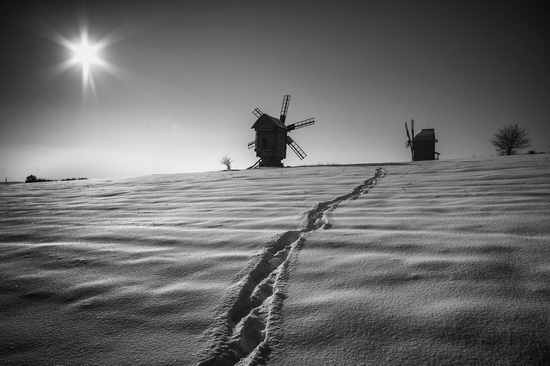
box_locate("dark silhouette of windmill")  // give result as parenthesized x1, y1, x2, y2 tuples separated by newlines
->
(248, 95, 315, 168)
(405, 119, 440, 161)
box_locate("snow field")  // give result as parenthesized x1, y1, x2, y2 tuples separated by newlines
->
(269, 154, 550, 365)
(1, 155, 549, 365)
(198, 169, 385, 365)
(0, 165, 383, 365)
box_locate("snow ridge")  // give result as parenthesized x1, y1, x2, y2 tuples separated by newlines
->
(198, 168, 385, 366)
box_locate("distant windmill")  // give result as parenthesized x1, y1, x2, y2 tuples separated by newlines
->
(248, 95, 315, 168)
(405, 119, 440, 161)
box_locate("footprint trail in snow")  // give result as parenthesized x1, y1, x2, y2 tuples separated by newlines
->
(198, 168, 385, 366)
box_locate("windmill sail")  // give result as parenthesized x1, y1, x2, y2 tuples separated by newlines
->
(287, 117, 315, 131)
(247, 140, 256, 149)
(253, 108, 263, 118)
(280, 95, 290, 124)
(286, 135, 307, 160)
(405, 120, 414, 161)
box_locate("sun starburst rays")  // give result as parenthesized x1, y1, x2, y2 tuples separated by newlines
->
(55, 28, 116, 99)
(69, 36, 99, 86)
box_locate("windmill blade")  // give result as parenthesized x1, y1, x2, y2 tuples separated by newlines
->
(287, 117, 315, 131)
(280, 95, 290, 124)
(405, 121, 414, 161)
(405, 121, 412, 144)
(253, 108, 263, 118)
(411, 119, 415, 140)
(286, 135, 307, 160)
(247, 140, 256, 149)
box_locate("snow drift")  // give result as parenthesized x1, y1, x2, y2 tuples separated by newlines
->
(1, 154, 549, 365)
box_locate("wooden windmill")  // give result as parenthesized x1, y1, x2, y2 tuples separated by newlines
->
(248, 95, 315, 168)
(405, 119, 439, 161)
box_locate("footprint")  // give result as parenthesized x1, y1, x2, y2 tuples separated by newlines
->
(198, 168, 385, 365)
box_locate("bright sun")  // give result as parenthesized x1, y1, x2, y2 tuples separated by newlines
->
(68, 35, 101, 86)
(55, 26, 117, 97)
(71, 38, 99, 66)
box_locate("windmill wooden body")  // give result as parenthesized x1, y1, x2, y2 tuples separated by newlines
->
(405, 119, 440, 161)
(248, 95, 315, 167)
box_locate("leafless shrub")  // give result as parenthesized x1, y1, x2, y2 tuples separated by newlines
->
(489, 124, 531, 155)
(220, 155, 233, 170)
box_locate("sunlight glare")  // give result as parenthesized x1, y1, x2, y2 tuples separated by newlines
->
(72, 38, 99, 66)
(53, 24, 126, 100)
(69, 34, 101, 89)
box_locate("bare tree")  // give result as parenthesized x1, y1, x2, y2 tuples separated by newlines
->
(489, 124, 531, 156)
(220, 155, 233, 170)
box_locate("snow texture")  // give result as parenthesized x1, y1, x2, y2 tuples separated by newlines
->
(1, 154, 549, 365)
(269, 155, 550, 365)
(197, 169, 384, 365)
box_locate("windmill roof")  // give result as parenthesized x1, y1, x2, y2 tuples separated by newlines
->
(414, 128, 436, 141)
(251, 114, 287, 130)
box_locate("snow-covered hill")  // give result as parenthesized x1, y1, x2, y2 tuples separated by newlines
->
(1, 154, 549, 365)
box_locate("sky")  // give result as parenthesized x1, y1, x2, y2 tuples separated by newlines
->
(1, 0, 549, 180)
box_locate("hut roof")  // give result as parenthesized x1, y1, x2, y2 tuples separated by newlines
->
(251, 114, 287, 130)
